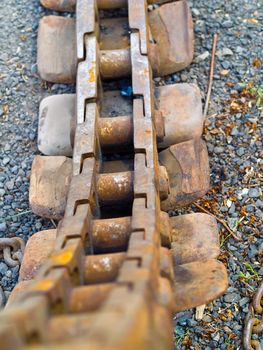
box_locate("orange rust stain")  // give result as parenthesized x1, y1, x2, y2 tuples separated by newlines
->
(51, 250, 73, 265)
(88, 67, 96, 83)
(34, 279, 54, 291)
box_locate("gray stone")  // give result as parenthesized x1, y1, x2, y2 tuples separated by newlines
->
(181, 74, 188, 82)
(234, 83, 245, 92)
(221, 20, 232, 28)
(2, 157, 10, 165)
(192, 8, 200, 16)
(5, 270, 12, 278)
(214, 146, 224, 154)
(4, 144, 11, 151)
(0, 222, 7, 232)
(246, 205, 255, 212)
(233, 324, 242, 331)
(224, 293, 241, 303)
(239, 297, 250, 307)
(0, 262, 8, 275)
(230, 128, 239, 136)
(228, 203, 236, 214)
(255, 209, 262, 218)
(216, 48, 234, 58)
(222, 61, 231, 70)
(221, 206, 228, 213)
(202, 315, 212, 323)
(236, 148, 245, 156)
(248, 188, 261, 198)
(5, 180, 14, 190)
(195, 51, 210, 62)
(212, 333, 220, 342)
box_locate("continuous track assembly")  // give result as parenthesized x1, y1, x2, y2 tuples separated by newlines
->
(0, 1, 229, 349)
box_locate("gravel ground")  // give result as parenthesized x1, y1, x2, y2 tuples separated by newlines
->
(0, 0, 262, 348)
(169, 1, 263, 349)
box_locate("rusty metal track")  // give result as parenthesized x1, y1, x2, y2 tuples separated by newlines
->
(0, 1, 228, 349)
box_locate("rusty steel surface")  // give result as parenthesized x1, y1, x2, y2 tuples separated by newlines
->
(0, 1, 229, 349)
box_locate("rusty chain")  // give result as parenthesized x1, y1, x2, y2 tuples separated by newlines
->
(244, 281, 263, 350)
(0, 237, 25, 267)
(0, 237, 25, 306)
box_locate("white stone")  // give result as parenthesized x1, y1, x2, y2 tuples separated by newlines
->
(38, 94, 75, 157)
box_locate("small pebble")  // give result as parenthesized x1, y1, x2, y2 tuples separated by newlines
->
(224, 293, 241, 303)
(0, 222, 7, 232)
(2, 157, 10, 165)
(220, 69, 230, 77)
(195, 51, 210, 62)
(248, 188, 261, 198)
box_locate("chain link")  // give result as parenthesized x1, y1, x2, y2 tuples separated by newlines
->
(0, 237, 25, 306)
(244, 281, 263, 350)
